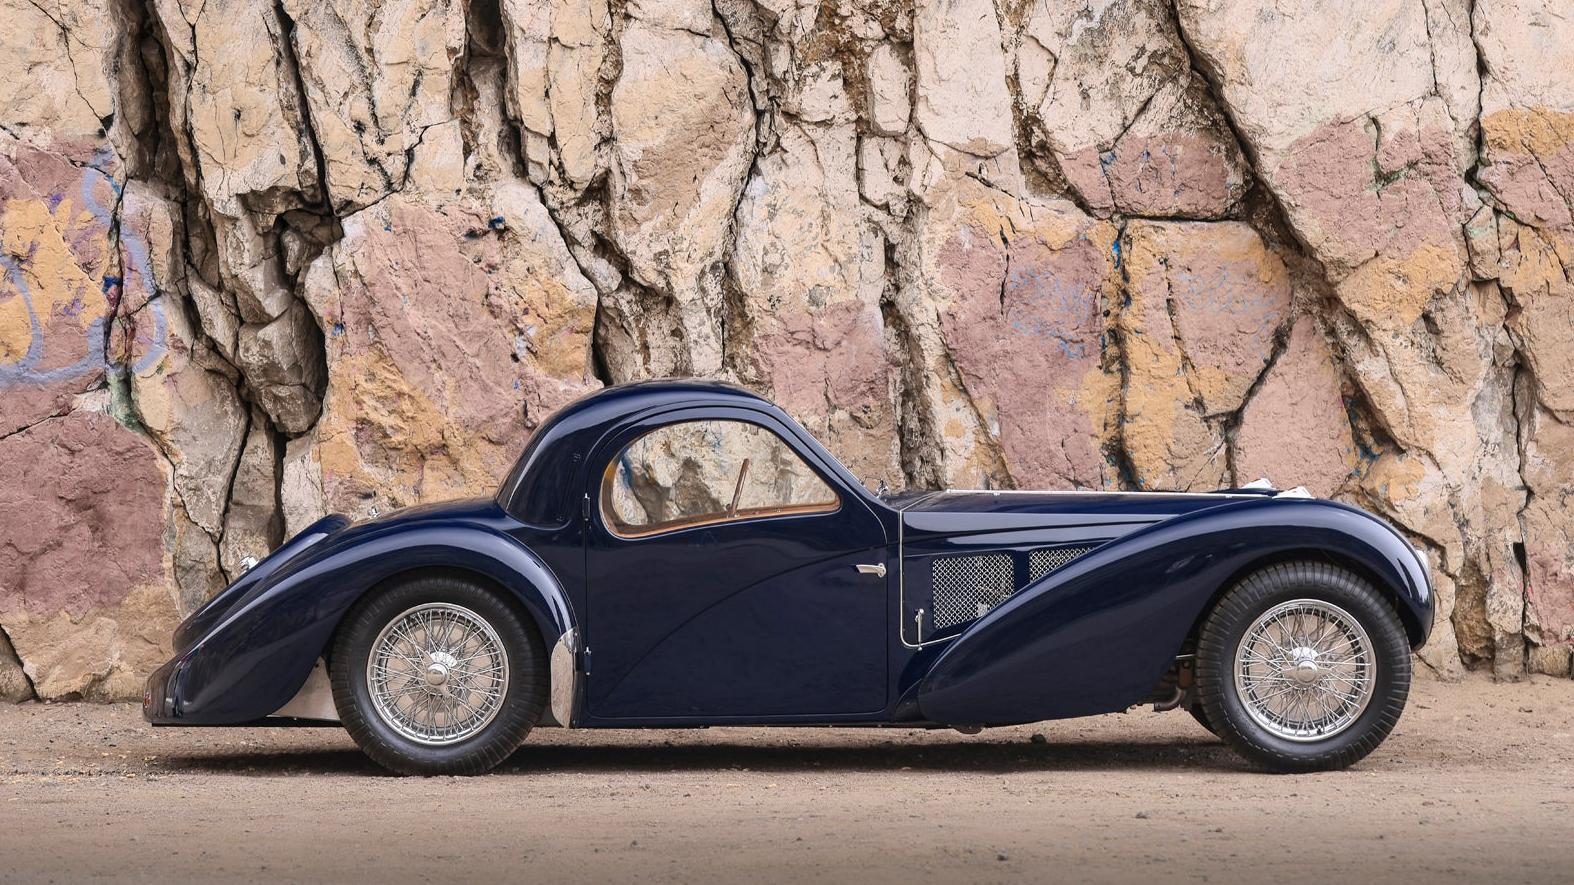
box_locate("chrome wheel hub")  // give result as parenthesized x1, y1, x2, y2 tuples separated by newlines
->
(424, 652, 457, 688)
(1288, 647, 1322, 684)
(1233, 599, 1375, 742)
(367, 603, 509, 746)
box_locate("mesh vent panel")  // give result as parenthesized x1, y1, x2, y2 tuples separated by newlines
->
(931, 554, 1014, 629)
(1028, 546, 1094, 582)
(927, 546, 1096, 632)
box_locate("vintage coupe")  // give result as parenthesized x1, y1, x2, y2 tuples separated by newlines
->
(146, 381, 1433, 775)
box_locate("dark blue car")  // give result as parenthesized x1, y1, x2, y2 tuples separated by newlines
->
(146, 380, 1434, 775)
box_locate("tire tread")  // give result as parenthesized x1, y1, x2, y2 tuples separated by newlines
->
(329, 575, 547, 776)
(1195, 561, 1411, 772)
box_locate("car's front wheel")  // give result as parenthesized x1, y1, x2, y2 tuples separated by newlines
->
(330, 575, 547, 775)
(1186, 702, 1217, 736)
(1194, 561, 1411, 772)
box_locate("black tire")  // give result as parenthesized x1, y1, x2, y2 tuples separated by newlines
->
(1195, 561, 1411, 773)
(1187, 702, 1217, 736)
(330, 575, 547, 775)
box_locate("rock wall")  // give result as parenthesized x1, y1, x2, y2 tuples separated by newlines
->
(1, 0, 1570, 698)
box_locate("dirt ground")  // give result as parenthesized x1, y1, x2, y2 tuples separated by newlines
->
(2, 676, 1572, 884)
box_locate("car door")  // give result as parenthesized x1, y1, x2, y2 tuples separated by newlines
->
(581, 410, 889, 722)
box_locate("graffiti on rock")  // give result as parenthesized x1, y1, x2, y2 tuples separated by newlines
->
(0, 158, 166, 393)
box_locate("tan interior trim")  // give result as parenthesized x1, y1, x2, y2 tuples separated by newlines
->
(605, 500, 841, 539)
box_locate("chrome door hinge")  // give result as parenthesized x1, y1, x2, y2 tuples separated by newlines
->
(855, 563, 887, 578)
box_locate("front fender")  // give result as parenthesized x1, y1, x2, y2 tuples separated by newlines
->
(915, 497, 1433, 726)
(156, 520, 573, 725)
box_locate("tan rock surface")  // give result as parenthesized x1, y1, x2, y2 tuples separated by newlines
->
(280, 0, 467, 212)
(0, 629, 31, 702)
(1022, 0, 1248, 218)
(1119, 221, 1292, 490)
(731, 121, 900, 484)
(299, 174, 598, 518)
(605, 6, 755, 377)
(914, 0, 1014, 158)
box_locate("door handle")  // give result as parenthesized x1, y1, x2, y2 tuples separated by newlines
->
(854, 563, 887, 578)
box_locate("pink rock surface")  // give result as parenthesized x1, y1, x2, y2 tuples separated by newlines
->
(933, 194, 1120, 489)
(302, 187, 598, 517)
(1101, 131, 1248, 219)
(1234, 318, 1357, 497)
(0, 410, 178, 699)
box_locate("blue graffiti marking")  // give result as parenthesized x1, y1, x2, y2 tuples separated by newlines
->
(1003, 263, 1099, 361)
(0, 253, 108, 386)
(0, 159, 168, 390)
(82, 164, 169, 374)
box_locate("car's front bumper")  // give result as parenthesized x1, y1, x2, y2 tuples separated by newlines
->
(142, 654, 185, 724)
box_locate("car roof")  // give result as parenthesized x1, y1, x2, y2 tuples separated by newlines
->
(499, 379, 807, 526)
(542, 378, 773, 423)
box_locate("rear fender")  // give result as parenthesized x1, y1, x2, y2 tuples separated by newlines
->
(914, 498, 1432, 726)
(171, 524, 573, 725)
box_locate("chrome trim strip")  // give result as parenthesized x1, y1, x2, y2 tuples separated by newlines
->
(1411, 544, 1433, 588)
(895, 495, 953, 650)
(269, 658, 340, 722)
(548, 628, 579, 727)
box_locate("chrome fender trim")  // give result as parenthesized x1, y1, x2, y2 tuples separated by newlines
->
(269, 658, 340, 722)
(548, 628, 579, 728)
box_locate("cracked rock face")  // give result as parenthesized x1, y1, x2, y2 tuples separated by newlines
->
(1020, 0, 1248, 218)
(0, 629, 31, 703)
(298, 179, 600, 519)
(2, 0, 1573, 698)
(1118, 220, 1292, 491)
(0, 409, 181, 700)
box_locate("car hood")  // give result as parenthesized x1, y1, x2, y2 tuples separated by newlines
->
(889, 490, 1262, 539)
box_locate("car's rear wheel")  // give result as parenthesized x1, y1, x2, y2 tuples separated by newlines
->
(330, 575, 546, 775)
(1195, 561, 1411, 772)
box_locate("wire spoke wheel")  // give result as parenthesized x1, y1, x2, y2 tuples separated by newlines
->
(1233, 598, 1375, 742)
(367, 603, 510, 746)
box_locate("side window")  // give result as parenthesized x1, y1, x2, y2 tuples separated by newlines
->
(601, 419, 840, 537)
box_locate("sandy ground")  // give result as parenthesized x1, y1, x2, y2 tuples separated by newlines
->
(2, 676, 1572, 884)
